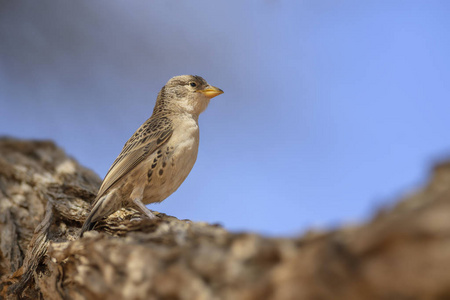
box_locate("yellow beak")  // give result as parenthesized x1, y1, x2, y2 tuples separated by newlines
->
(198, 86, 224, 99)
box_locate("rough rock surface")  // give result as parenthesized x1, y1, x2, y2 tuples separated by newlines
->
(1, 137, 450, 300)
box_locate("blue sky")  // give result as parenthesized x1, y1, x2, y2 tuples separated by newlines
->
(1, 1, 449, 236)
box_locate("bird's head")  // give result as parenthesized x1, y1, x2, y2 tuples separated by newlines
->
(155, 75, 223, 117)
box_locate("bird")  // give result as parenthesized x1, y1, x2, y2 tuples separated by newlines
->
(80, 75, 223, 236)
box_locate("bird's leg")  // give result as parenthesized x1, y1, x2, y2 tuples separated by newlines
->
(132, 197, 157, 220)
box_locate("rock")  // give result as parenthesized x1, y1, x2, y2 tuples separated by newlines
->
(1, 137, 450, 300)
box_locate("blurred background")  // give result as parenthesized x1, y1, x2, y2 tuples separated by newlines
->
(1, 1, 449, 236)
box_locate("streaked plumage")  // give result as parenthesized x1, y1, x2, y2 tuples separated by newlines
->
(80, 75, 223, 236)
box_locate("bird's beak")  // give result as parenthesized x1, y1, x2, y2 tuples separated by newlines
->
(198, 86, 224, 99)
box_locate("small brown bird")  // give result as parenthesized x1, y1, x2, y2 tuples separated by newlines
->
(80, 75, 223, 236)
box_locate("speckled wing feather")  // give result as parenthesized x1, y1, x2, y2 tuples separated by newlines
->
(94, 116, 173, 202)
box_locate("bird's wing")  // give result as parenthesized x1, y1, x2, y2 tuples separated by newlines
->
(95, 116, 173, 201)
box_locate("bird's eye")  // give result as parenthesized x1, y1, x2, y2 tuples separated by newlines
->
(189, 82, 197, 87)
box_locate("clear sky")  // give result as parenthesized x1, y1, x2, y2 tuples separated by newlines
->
(1, 1, 449, 236)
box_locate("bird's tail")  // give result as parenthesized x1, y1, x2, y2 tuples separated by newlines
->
(79, 191, 119, 237)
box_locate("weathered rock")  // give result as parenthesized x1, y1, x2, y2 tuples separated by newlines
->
(0, 137, 450, 300)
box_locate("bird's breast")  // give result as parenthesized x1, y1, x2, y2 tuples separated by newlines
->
(142, 117, 200, 204)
